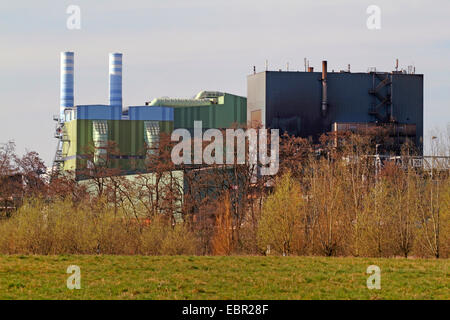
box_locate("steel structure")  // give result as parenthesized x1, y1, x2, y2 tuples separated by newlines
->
(52, 52, 75, 174)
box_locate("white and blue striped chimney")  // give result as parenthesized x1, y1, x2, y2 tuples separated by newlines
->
(60, 51, 74, 121)
(109, 53, 122, 107)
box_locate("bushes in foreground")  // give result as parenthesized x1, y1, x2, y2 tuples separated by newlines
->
(0, 199, 198, 255)
(0, 168, 448, 258)
(255, 169, 450, 258)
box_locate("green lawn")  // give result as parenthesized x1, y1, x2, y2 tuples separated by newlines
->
(0, 255, 448, 300)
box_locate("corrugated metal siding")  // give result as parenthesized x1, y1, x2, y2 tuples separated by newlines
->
(328, 73, 374, 123)
(173, 93, 247, 129)
(252, 71, 423, 149)
(62, 120, 77, 171)
(391, 74, 424, 147)
(128, 106, 174, 121)
(64, 119, 173, 173)
(265, 71, 322, 137)
(76, 105, 122, 120)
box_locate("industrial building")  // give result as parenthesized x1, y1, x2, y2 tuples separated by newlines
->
(145, 91, 246, 131)
(54, 52, 425, 177)
(54, 52, 246, 176)
(247, 61, 424, 153)
(60, 108, 173, 173)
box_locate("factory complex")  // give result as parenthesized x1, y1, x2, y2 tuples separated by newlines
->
(53, 52, 424, 178)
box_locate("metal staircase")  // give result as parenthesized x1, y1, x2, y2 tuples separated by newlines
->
(51, 117, 70, 176)
(369, 72, 394, 123)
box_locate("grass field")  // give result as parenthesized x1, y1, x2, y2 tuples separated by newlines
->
(0, 255, 448, 300)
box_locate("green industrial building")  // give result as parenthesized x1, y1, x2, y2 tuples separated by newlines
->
(62, 119, 173, 174)
(146, 91, 247, 130)
(58, 91, 247, 176)
(55, 51, 247, 176)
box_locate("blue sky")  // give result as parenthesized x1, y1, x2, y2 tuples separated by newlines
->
(0, 0, 449, 164)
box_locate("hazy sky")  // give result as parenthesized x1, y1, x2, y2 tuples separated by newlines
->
(1, 0, 449, 164)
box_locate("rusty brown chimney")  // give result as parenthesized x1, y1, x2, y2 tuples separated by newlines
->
(321, 61, 328, 117)
(308, 67, 314, 72)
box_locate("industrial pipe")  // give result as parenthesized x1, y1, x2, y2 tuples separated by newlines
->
(321, 60, 328, 117)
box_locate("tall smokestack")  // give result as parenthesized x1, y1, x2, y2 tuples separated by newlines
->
(60, 51, 74, 121)
(109, 53, 122, 107)
(321, 60, 328, 117)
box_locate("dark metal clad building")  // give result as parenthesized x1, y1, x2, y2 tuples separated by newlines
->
(247, 63, 423, 153)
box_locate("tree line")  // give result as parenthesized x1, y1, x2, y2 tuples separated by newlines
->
(0, 130, 448, 258)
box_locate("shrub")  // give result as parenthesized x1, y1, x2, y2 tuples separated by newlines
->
(257, 172, 304, 256)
